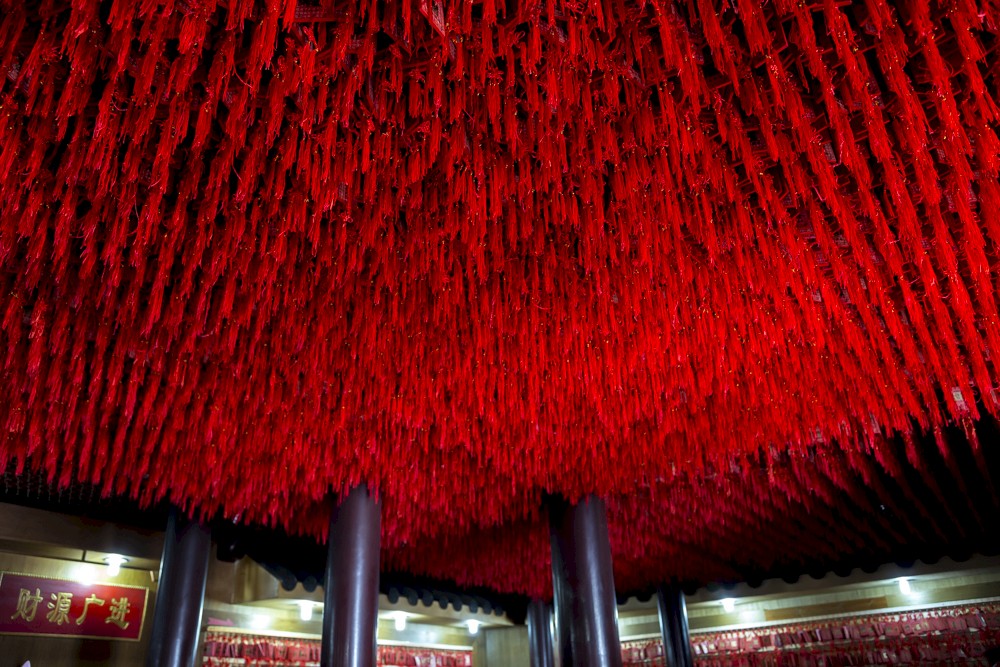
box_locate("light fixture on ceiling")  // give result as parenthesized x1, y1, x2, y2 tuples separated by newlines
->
(104, 555, 128, 577)
(898, 578, 912, 596)
(394, 612, 407, 632)
(250, 614, 269, 630)
(721, 598, 736, 613)
(298, 601, 314, 621)
(467, 619, 481, 635)
(76, 564, 95, 586)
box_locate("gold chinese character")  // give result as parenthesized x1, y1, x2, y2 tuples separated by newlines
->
(106, 597, 130, 629)
(10, 588, 43, 622)
(46, 592, 73, 625)
(76, 594, 105, 625)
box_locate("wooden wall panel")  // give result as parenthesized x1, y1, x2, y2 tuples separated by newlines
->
(473, 626, 529, 667)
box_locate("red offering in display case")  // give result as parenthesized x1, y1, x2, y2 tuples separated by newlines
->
(0, 572, 148, 641)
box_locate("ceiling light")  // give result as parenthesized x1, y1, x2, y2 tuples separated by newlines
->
(250, 615, 269, 630)
(298, 601, 313, 621)
(721, 598, 736, 613)
(898, 578, 912, 595)
(76, 565, 95, 586)
(394, 612, 406, 632)
(104, 555, 127, 577)
(467, 619, 480, 635)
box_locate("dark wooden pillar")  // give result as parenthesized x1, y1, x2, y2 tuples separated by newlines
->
(656, 584, 693, 667)
(548, 495, 623, 667)
(550, 517, 573, 667)
(527, 599, 555, 667)
(322, 484, 382, 667)
(146, 509, 212, 667)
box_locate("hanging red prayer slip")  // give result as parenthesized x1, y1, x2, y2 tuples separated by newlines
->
(1, 0, 999, 595)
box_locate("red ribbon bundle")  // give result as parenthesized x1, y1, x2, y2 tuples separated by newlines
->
(1, 0, 999, 595)
(622, 602, 1000, 666)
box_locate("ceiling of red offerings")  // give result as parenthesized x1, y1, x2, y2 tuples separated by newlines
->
(2, 0, 1000, 598)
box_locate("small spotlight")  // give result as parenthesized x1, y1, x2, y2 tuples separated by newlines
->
(394, 613, 407, 632)
(467, 619, 480, 635)
(104, 555, 128, 577)
(298, 602, 313, 621)
(76, 565, 95, 587)
(899, 578, 912, 595)
(721, 598, 736, 613)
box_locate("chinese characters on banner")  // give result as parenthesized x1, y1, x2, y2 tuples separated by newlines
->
(0, 572, 148, 640)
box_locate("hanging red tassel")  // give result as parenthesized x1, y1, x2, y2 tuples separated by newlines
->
(1, 0, 999, 596)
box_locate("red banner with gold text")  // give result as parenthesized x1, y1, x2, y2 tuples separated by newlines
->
(0, 572, 148, 640)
